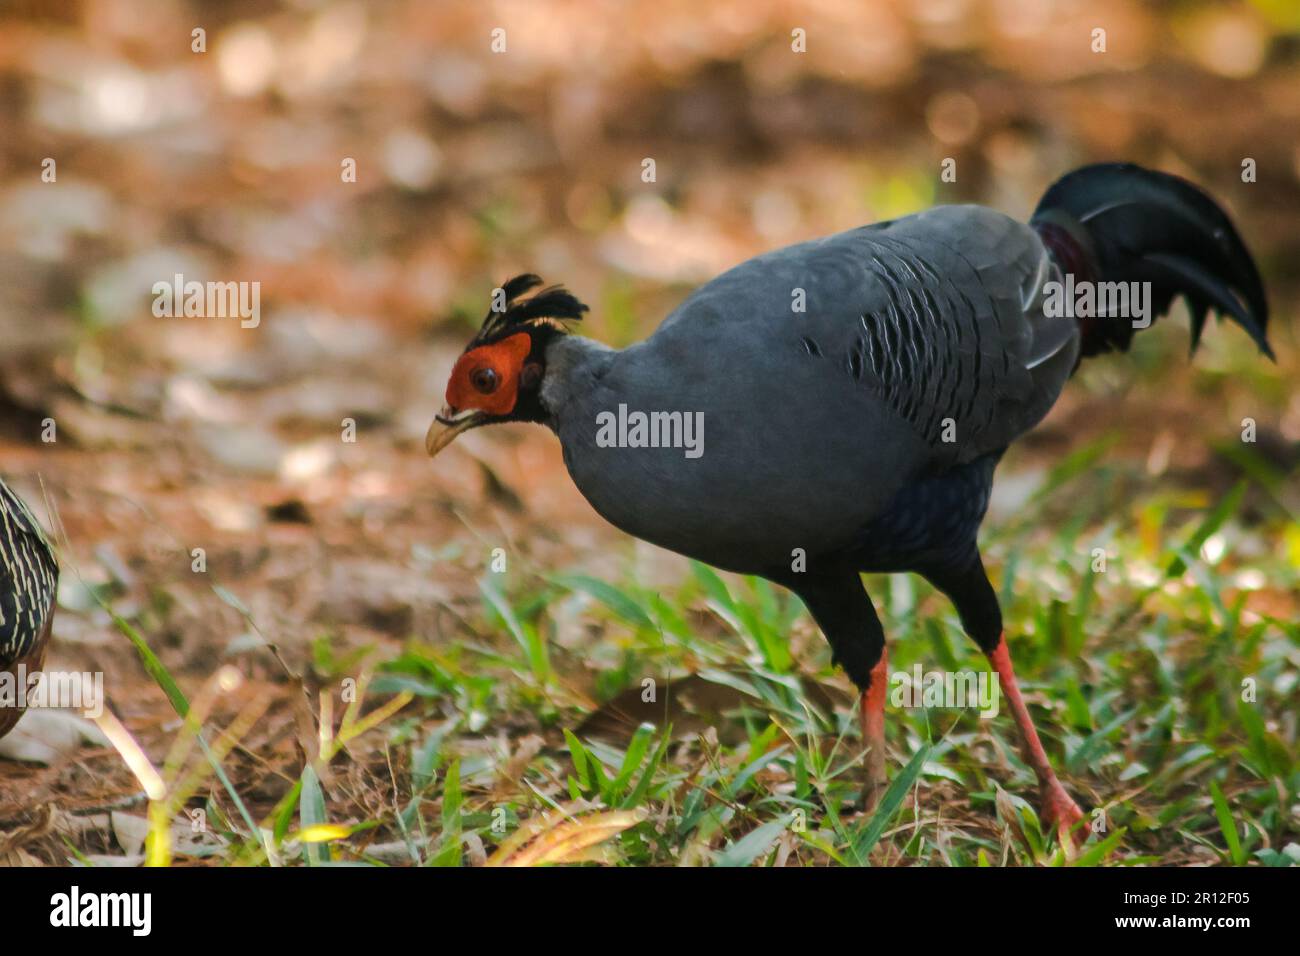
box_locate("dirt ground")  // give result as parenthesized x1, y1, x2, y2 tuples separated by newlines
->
(0, 0, 1297, 863)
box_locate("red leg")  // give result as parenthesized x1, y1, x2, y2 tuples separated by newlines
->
(987, 635, 1087, 847)
(858, 647, 888, 811)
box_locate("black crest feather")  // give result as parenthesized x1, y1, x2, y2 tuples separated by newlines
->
(469, 274, 588, 349)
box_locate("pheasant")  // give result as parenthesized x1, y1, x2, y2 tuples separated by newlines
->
(426, 164, 1271, 845)
(0, 477, 59, 741)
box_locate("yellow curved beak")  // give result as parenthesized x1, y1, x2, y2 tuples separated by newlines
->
(425, 407, 486, 458)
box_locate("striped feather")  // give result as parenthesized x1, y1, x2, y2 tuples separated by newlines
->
(0, 477, 58, 666)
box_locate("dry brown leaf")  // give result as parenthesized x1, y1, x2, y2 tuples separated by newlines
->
(485, 805, 646, 867)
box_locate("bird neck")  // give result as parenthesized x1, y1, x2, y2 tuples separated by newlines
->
(537, 335, 615, 427)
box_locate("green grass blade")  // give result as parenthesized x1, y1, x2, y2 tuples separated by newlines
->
(550, 573, 653, 630)
(1165, 480, 1246, 578)
(109, 610, 190, 717)
(1070, 826, 1126, 867)
(1209, 779, 1245, 865)
(715, 815, 789, 867)
(299, 765, 330, 866)
(480, 576, 549, 679)
(563, 729, 592, 789)
(608, 723, 655, 801)
(851, 745, 930, 861)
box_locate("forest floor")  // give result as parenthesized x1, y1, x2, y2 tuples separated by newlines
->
(0, 0, 1297, 866)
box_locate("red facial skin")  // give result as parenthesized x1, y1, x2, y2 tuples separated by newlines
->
(445, 333, 532, 416)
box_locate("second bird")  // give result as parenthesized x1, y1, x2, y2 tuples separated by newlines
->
(0, 477, 59, 742)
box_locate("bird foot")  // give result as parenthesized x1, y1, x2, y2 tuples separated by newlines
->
(1040, 781, 1088, 848)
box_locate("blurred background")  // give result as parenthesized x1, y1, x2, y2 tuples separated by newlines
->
(0, 0, 1296, 862)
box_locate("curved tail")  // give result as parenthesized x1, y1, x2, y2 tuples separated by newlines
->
(1031, 163, 1271, 360)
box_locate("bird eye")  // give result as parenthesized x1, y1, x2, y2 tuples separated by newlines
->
(470, 366, 499, 394)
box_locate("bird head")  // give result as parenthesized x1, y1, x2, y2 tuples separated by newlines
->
(426, 274, 588, 458)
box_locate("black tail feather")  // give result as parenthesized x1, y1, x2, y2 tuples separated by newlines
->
(1031, 162, 1271, 360)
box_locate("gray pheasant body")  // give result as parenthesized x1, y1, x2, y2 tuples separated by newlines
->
(431, 162, 1271, 837)
(543, 205, 1078, 575)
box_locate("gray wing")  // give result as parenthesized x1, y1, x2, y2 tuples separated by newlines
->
(656, 204, 1079, 467)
